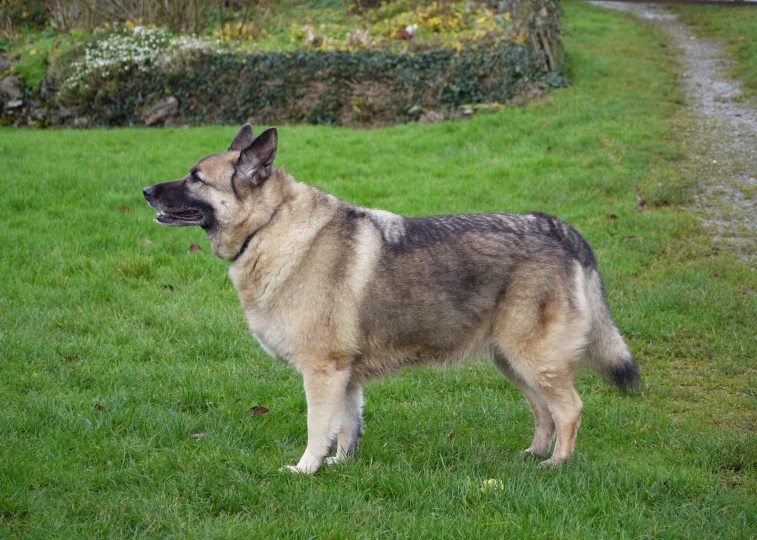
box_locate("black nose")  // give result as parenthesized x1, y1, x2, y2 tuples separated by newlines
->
(143, 185, 156, 199)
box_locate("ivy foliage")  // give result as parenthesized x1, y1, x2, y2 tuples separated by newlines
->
(69, 42, 563, 127)
(53, 0, 566, 128)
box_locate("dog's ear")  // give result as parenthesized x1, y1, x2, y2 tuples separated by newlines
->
(229, 124, 254, 152)
(235, 127, 278, 186)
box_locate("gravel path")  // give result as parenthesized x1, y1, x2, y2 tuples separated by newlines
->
(591, 1, 757, 265)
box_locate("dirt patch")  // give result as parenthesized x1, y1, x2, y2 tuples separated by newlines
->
(591, 1, 757, 265)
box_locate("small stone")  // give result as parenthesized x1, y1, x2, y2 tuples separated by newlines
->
(40, 77, 54, 97)
(419, 110, 445, 124)
(142, 96, 179, 127)
(6, 99, 22, 109)
(0, 75, 23, 99)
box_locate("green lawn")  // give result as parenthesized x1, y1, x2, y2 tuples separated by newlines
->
(2, 1, 756, 537)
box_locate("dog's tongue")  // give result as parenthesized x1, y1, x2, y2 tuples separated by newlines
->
(161, 210, 201, 218)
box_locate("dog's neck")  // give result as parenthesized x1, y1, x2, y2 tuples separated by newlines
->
(230, 202, 284, 262)
(205, 169, 292, 260)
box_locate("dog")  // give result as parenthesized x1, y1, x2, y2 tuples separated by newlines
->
(143, 124, 640, 474)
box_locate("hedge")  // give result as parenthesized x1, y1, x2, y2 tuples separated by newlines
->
(75, 40, 564, 128)
(1, 0, 567, 128)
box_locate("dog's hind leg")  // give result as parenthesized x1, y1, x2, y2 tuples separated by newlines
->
(491, 354, 555, 456)
(495, 348, 582, 467)
(492, 268, 589, 467)
(325, 380, 364, 466)
(284, 361, 352, 474)
(528, 362, 583, 468)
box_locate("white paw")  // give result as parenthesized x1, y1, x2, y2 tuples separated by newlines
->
(538, 457, 565, 469)
(324, 456, 340, 467)
(519, 445, 551, 457)
(280, 465, 310, 474)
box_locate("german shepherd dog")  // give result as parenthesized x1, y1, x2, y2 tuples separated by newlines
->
(144, 124, 640, 474)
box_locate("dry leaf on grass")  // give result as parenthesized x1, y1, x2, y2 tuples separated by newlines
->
(247, 405, 269, 416)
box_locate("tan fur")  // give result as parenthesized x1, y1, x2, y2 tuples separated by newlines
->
(144, 125, 640, 474)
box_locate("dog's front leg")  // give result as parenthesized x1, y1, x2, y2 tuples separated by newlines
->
(325, 380, 363, 466)
(284, 362, 351, 474)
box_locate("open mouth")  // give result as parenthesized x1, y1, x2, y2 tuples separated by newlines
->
(156, 209, 204, 226)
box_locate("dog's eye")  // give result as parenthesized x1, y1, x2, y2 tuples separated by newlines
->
(190, 173, 203, 184)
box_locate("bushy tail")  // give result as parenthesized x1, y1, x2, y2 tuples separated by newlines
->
(583, 268, 641, 392)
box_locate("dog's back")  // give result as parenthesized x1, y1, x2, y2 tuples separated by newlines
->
(339, 205, 640, 466)
(144, 124, 640, 473)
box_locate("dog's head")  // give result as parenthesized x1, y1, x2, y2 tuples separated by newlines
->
(143, 124, 281, 259)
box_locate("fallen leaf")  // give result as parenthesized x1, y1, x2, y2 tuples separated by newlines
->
(65, 354, 79, 360)
(188, 243, 202, 254)
(447, 430, 456, 439)
(139, 238, 154, 246)
(248, 405, 269, 416)
(540, 122, 551, 128)
(162, 284, 175, 292)
(623, 236, 645, 242)
(491, 158, 499, 163)
(118, 206, 136, 213)
(636, 196, 645, 212)
(588, 218, 596, 225)
(546, 146, 552, 153)
(191, 433, 207, 440)
(93, 403, 106, 411)
(335, 177, 343, 182)
(606, 212, 618, 220)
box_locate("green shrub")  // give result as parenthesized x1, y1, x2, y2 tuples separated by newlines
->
(12, 36, 58, 91)
(51, 0, 565, 128)
(0, 0, 48, 33)
(56, 36, 564, 127)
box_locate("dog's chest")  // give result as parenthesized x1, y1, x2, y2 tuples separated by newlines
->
(244, 310, 290, 361)
(252, 331, 279, 359)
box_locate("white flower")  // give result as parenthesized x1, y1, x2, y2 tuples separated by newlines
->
(61, 26, 223, 94)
